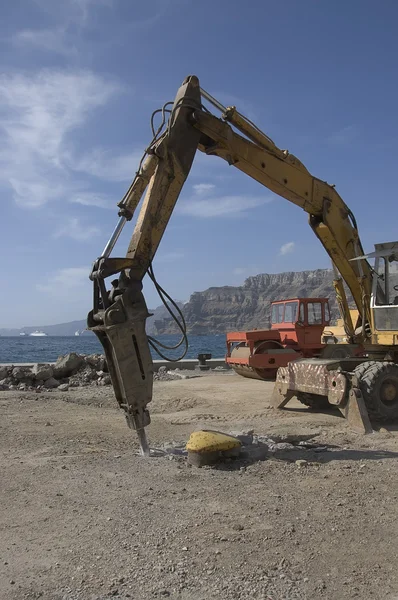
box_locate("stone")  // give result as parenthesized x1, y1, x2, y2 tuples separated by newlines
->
(158, 366, 167, 373)
(43, 377, 60, 389)
(229, 430, 254, 446)
(12, 366, 30, 381)
(0, 366, 8, 380)
(32, 364, 54, 381)
(295, 459, 308, 467)
(0, 384, 8, 391)
(85, 354, 106, 371)
(58, 384, 69, 392)
(53, 353, 84, 378)
(102, 375, 111, 385)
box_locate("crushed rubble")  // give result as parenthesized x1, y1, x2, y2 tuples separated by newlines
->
(0, 353, 196, 392)
(142, 429, 331, 467)
(154, 366, 191, 382)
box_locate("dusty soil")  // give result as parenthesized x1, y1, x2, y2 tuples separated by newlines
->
(1, 371, 398, 600)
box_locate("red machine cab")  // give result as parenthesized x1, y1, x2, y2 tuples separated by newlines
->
(226, 298, 330, 380)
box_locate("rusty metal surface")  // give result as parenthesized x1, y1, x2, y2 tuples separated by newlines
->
(338, 388, 373, 434)
(271, 379, 294, 408)
(273, 359, 374, 433)
(228, 341, 299, 381)
(274, 359, 346, 405)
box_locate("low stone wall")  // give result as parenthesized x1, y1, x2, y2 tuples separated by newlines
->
(0, 353, 230, 391)
(0, 353, 109, 392)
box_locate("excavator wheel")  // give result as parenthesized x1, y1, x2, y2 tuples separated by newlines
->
(230, 341, 280, 381)
(296, 392, 330, 410)
(354, 361, 398, 422)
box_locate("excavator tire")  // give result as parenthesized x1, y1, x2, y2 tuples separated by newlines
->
(354, 361, 398, 422)
(352, 360, 378, 382)
(296, 392, 330, 410)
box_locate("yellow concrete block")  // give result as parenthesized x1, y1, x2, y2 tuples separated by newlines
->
(186, 430, 242, 454)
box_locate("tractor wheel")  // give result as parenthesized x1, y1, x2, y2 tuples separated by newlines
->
(355, 361, 398, 422)
(230, 341, 280, 381)
(296, 392, 330, 410)
(321, 344, 354, 359)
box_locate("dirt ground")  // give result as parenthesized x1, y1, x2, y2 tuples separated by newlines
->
(1, 371, 398, 600)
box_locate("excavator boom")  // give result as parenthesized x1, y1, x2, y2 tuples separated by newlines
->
(88, 75, 398, 448)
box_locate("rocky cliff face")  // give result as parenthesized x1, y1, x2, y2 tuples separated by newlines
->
(154, 269, 349, 334)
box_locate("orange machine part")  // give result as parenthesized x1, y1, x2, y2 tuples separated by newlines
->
(226, 298, 329, 381)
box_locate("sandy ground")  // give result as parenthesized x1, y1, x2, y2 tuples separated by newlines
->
(1, 371, 398, 600)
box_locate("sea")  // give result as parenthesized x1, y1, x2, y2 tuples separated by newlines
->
(0, 335, 227, 364)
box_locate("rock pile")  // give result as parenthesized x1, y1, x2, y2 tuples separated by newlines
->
(0, 353, 110, 392)
(153, 366, 189, 382)
(0, 354, 195, 392)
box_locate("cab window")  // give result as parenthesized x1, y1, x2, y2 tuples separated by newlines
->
(284, 301, 298, 322)
(271, 304, 284, 324)
(307, 302, 323, 324)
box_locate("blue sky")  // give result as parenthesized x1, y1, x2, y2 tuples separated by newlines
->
(1, 0, 398, 327)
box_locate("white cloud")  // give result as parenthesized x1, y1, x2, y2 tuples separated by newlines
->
(0, 69, 119, 207)
(178, 195, 271, 218)
(192, 183, 216, 195)
(279, 241, 295, 256)
(72, 148, 142, 182)
(37, 266, 90, 294)
(70, 192, 114, 209)
(13, 28, 77, 57)
(53, 217, 100, 241)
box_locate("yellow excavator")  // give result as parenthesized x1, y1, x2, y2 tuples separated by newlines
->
(88, 75, 398, 452)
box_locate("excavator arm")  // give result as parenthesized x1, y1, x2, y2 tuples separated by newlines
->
(192, 101, 373, 340)
(87, 75, 376, 451)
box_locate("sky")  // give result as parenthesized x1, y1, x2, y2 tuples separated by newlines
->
(1, 0, 398, 328)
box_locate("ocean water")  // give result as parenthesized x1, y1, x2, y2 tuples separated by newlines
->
(0, 335, 227, 364)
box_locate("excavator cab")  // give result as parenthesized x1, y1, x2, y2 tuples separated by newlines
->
(370, 242, 398, 342)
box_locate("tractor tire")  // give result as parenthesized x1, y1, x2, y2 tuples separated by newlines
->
(296, 392, 330, 410)
(354, 361, 398, 422)
(321, 344, 355, 359)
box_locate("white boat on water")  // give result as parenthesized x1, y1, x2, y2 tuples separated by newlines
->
(75, 330, 80, 336)
(19, 332, 27, 336)
(29, 330, 48, 337)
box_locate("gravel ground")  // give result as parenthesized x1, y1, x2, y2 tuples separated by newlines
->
(1, 371, 398, 600)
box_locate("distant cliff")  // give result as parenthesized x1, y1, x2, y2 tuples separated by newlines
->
(1, 269, 354, 337)
(153, 269, 348, 334)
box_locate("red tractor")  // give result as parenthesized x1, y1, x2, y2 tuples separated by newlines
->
(226, 297, 331, 380)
